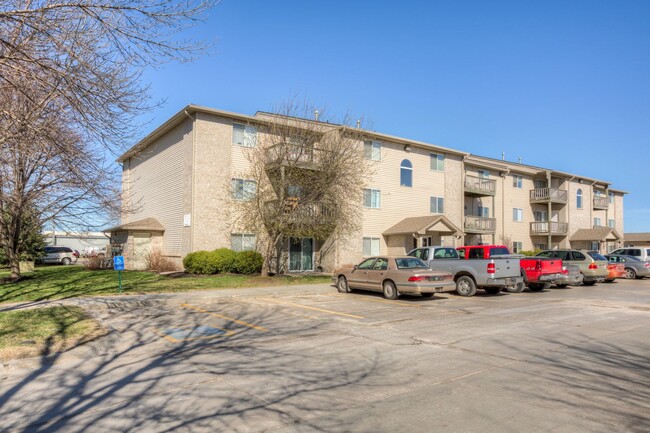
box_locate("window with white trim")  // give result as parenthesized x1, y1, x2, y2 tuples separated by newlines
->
(608, 219, 615, 228)
(478, 205, 489, 217)
(231, 178, 256, 200)
(513, 242, 523, 253)
(478, 170, 490, 178)
(231, 234, 256, 252)
(594, 217, 601, 227)
(608, 192, 615, 203)
(400, 159, 413, 187)
(232, 123, 257, 147)
(363, 237, 380, 256)
(430, 196, 444, 214)
(430, 153, 445, 171)
(577, 189, 583, 209)
(364, 141, 381, 161)
(512, 175, 523, 188)
(363, 189, 381, 208)
(513, 208, 523, 222)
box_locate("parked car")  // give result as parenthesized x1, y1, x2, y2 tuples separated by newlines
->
(609, 247, 650, 262)
(40, 246, 78, 265)
(456, 245, 564, 292)
(72, 250, 80, 258)
(554, 264, 584, 287)
(604, 255, 650, 279)
(408, 246, 523, 296)
(333, 256, 455, 299)
(535, 249, 607, 285)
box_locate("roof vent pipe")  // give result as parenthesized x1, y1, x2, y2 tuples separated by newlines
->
(314, 110, 319, 121)
(502, 152, 505, 160)
(356, 119, 361, 128)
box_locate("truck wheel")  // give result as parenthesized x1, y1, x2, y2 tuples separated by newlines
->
(383, 281, 399, 300)
(336, 276, 350, 293)
(484, 287, 501, 295)
(528, 283, 550, 291)
(506, 281, 525, 293)
(455, 276, 477, 297)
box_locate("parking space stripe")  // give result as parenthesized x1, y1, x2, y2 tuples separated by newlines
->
(327, 293, 423, 308)
(256, 298, 365, 319)
(181, 303, 269, 332)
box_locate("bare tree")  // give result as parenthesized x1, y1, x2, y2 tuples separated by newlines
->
(230, 102, 372, 276)
(0, 1, 217, 278)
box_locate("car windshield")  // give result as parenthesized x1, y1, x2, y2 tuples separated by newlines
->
(395, 257, 429, 269)
(587, 252, 607, 261)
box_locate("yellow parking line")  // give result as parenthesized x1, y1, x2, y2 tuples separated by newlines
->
(181, 303, 268, 332)
(257, 298, 365, 319)
(327, 293, 423, 308)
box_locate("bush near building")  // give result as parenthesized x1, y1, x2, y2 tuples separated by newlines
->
(183, 249, 263, 275)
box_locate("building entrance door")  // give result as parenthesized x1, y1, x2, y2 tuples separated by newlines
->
(289, 237, 313, 272)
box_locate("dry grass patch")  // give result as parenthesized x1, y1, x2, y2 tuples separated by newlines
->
(0, 306, 106, 361)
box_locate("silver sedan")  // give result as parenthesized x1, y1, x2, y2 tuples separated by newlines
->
(604, 255, 650, 279)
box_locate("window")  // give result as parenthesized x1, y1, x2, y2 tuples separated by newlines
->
(478, 170, 490, 178)
(231, 178, 256, 200)
(430, 153, 445, 171)
(372, 258, 388, 270)
(608, 192, 615, 204)
(231, 234, 256, 252)
(513, 242, 523, 253)
(577, 189, 583, 209)
(590, 242, 599, 251)
(232, 123, 257, 147)
(534, 243, 547, 250)
(363, 189, 381, 208)
(608, 219, 615, 228)
(512, 175, 523, 188)
(363, 237, 380, 256)
(534, 210, 547, 222)
(534, 179, 548, 189)
(478, 206, 489, 217)
(594, 217, 601, 227)
(287, 185, 303, 198)
(400, 159, 413, 187)
(513, 208, 523, 222)
(364, 141, 381, 161)
(430, 196, 444, 214)
(357, 258, 376, 269)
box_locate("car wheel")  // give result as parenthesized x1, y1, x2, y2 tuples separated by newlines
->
(528, 283, 550, 291)
(484, 287, 501, 295)
(455, 276, 477, 297)
(583, 280, 596, 286)
(336, 276, 350, 293)
(555, 284, 569, 288)
(382, 281, 399, 300)
(61, 257, 71, 266)
(420, 293, 434, 298)
(625, 268, 636, 279)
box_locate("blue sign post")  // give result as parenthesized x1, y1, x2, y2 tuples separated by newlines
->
(113, 256, 125, 293)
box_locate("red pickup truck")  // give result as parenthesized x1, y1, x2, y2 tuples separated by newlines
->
(456, 245, 564, 291)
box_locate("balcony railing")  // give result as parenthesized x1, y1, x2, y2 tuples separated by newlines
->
(529, 188, 567, 204)
(593, 196, 608, 209)
(530, 221, 568, 235)
(464, 216, 496, 233)
(464, 175, 496, 196)
(265, 143, 325, 167)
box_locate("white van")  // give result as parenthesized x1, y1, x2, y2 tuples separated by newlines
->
(610, 247, 650, 262)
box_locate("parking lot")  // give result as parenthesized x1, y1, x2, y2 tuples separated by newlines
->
(1, 279, 650, 432)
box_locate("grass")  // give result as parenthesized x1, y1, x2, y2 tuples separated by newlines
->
(0, 306, 106, 360)
(0, 265, 332, 305)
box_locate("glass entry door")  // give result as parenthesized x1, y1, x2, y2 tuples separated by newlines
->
(289, 237, 313, 272)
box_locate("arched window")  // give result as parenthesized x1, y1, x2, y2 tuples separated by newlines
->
(400, 159, 413, 187)
(577, 189, 583, 209)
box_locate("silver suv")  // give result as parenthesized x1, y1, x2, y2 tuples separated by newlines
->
(41, 246, 78, 265)
(609, 247, 650, 262)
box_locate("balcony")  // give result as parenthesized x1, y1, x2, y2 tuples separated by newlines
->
(266, 200, 338, 236)
(265, 143, 326, 168)
(593, 196, 608, 210)
(464, 175, 496, 197)
(529, 188, 567, 204)
(530, 221, 568, 236)
(464, 216, 496, 234)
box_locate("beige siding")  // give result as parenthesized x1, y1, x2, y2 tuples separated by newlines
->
(125, 120, 192, 256)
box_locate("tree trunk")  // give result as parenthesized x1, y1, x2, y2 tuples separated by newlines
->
(8, 250, 20, 280)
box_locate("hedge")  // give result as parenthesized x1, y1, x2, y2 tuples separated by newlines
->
(183, 248, 262, 275)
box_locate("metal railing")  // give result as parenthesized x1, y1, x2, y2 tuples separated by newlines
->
(464, 175, 496, 195)
(265, 143, 324, 166)
(593, 196, 608, 209)
(530, 221, 568, 235)
(464, 216, 496, 233)
(529, 187, 568, 203)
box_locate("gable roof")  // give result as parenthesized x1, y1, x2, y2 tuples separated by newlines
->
(570, 227, 622, 242)
(104, 217, 165, 233)
(383, 215, 462, 236)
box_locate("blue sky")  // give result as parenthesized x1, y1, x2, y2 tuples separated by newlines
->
(137, 0, 650, 232)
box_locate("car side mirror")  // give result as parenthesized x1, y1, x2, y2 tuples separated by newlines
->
(353, 265, 358, 270)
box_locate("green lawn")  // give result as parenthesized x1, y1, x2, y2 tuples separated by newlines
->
(0, 266, 332, 304)
(0, 306, 105, 360)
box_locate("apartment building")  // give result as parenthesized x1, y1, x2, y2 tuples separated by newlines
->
(109, 105, 626, 270)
